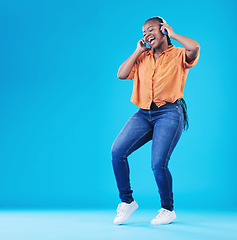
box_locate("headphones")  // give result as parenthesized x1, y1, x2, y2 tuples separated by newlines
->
(153, 16, 168, 35)
(143, 16, 168, 47)
(155, 16, 167, 24)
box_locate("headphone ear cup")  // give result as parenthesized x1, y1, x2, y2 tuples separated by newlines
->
(159, 24, 168, 35)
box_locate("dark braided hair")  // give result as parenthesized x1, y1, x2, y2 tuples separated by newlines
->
(145, 16, 189, 131)
(178, 98, 189, 131)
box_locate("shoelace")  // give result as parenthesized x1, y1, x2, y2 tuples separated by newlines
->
(154, 208, 169, 219)
(116, 203, 126, 217)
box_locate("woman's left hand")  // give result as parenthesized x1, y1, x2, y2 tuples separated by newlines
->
(160, 23, 175, 38)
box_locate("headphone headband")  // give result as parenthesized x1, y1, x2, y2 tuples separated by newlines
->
(154, 16, 167, 23)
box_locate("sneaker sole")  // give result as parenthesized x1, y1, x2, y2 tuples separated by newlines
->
(151, 214, 176, 225)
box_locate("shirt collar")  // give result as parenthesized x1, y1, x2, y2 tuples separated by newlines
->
(146, 44, 175, 55)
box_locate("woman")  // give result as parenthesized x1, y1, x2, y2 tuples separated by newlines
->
(111, 16, 200, 225)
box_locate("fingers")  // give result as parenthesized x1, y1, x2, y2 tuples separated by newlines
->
(138, 38, 151, 50)
(142, 38, 149, 45)
(160, 23, 172, 31)
(141, 38, 147, 46)
(160, 23, 169, 27)
(160, 23, 167, 31)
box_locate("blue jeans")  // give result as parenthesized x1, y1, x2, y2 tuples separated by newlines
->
(111, 100, 184, 211)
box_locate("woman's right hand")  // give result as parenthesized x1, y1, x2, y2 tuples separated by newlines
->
(117, 38, 151, 79)
(136, 38, 151, 53)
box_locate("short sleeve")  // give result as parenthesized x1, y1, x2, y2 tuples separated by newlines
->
(182, 48, 200, 69)
(125, 61, 137, 80)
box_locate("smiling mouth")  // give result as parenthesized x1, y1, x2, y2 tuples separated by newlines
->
(150, 39, 155, 45)
(148, 37, 156, 45)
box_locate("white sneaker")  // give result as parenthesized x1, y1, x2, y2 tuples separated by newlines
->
(114, 200, 138, 225)
(151, 208, 176, 225)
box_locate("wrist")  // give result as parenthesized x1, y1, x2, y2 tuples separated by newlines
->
(169, 32, 178, 39)
(135, 49, 143, 56)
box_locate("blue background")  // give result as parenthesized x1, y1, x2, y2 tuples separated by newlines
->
(0, 0, 236, 210)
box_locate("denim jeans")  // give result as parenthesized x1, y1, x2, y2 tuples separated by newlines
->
(111, 100, 184, 211)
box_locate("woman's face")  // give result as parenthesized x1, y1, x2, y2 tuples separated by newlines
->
(142, 20, 165, 48)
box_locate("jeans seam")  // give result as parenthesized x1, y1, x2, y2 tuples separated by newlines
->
(163, 106, 181, 203)
(164, 106, 181, 167)
(124, 129, 152, 157)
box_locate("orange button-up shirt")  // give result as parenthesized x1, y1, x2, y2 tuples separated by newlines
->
(125, 45, 200, 109)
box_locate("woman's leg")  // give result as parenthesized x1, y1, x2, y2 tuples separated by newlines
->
(151, 103, 184, 211)
(111, 111, 153, 203)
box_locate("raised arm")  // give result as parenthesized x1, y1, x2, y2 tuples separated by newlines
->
(117, 38, 151, 79)
(160, 23, 200, 63)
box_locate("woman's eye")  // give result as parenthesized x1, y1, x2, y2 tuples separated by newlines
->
(149, 29, 153, 32)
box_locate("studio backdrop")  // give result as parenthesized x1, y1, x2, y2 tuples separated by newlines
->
(0, 0, 236, 210)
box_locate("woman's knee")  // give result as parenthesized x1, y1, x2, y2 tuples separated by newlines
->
(111, 140, 125, 160)
(151, 157, 169, 171)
